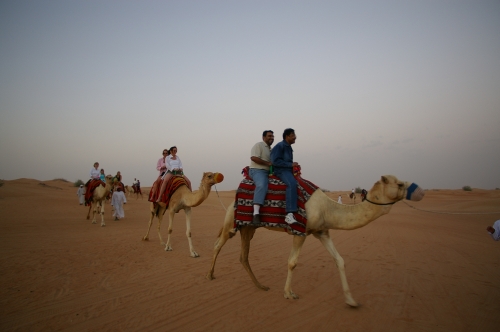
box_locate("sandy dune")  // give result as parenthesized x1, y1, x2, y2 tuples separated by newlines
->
(1, 178, 499, 331)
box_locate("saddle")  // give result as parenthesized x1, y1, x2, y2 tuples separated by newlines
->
(148, 176, 187, 209)
(234, 166, 318, 236)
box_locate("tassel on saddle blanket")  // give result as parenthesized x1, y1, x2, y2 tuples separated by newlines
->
(234, 170, 318, 236)
(84, 179, 105, 206)
(148, 176, 188, 210)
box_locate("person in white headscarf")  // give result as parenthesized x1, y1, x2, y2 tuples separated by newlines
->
(111, 187, 127, 220)
(486, 220, 500, 241)
(76, 185, 86, 205)
(337, 195, 342, 204)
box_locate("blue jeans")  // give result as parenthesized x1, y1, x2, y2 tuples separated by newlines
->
(274, 168, 297, 213)
(249, 168, 268, 206)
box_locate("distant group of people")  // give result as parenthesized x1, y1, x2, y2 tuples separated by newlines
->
(82, 161, 138, 220)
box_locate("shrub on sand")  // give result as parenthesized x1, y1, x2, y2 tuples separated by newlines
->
(462, 186, 472, 191)
(74, 179, 85, 187)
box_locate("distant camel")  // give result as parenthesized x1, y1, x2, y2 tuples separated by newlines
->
(124, 185, 142, 199)
(349, 192, 356, 204)
(142, 172, 224, 257)
(206, 175, 424, 307)
(86, 175, 114, 227)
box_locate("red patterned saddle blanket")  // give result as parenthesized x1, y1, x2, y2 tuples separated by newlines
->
(148, 176, 188, 209)
(234, 173, 318, 236)
(84, 179, 105, 206)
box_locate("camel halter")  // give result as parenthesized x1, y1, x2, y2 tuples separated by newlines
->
(364, 183, 407, 206)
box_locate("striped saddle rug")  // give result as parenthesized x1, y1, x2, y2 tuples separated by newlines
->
(149, 176, 188, 209)
(84, 179, 105, 206)
(234, 174, 318, 236)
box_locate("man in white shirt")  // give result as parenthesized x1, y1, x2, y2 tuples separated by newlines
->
(111, 187, 127, 220)
(486, 220, 500, 241)
(249, 130, 274, 225)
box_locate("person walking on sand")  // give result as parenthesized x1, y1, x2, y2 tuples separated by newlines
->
(111, 187, 127, 220)
(486, 220, 500, 241)
(270, 128, 300, 226)
(77, 185, 85, 205)
(337, 195, 342, 204)
(249, 130, 274, 225)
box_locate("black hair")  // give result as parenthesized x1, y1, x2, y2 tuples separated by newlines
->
(169, 146, 177, 153)
(282, 128, 295, 140)
(162, 149, 170, 156)
(262, 130, 274, 137)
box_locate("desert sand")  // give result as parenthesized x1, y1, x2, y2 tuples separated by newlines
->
(1, 178, 499, 331)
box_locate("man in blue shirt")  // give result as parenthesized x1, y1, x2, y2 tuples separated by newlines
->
(270, 128, 299, 225)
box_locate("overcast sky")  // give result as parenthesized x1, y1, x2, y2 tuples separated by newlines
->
(1, 0, 499, 191)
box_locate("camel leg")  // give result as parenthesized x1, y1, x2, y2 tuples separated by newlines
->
(184, 208, 199, 258)
(100, 201, 106, 227)
(142, 205, 156, 241)
(156, 207, 168, 247)
(86, 203, 92, 221)
(314, 231, 358, 307)
(92, 202, 98, 224)
(206, 205, 237, 280)
(283, 235, 306, 299)
(240, 226, 269, 291)
(164, 210, 175, 252)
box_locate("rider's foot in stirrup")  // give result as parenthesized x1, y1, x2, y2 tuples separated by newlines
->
(285, 213, 299, 225)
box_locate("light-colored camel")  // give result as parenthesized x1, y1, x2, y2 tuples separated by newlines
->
(142, 172, 224, 257)
(206, 175, 424, 307)
(86, 175, 114, 227)
(124, 185, 142, 199)
(125, 185, 134, 197)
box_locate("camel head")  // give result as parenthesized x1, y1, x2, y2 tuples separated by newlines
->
(104, 174, 114, 184)
(369, 175, 424, 204)
(201, 172, 224, 186)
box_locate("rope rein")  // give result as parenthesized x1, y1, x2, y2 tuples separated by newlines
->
(213, 185, 227, 211)
(401, 200, 500, 215)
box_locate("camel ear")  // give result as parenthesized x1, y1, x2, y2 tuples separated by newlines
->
(381, 176, 389, 184)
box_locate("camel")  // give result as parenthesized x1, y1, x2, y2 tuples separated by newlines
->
(125, 185, 142, 199)
(125, 185, 134, 197)
(349, 192, 356, 204)
(86, 175, 114, 226)
(206, 175, 424, 307)
(142, 172, 224, 257)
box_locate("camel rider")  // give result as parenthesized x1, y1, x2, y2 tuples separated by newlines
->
(270, 128, 300, 226)
(86, 162, 100, 187)
(249, 130, 274, 225)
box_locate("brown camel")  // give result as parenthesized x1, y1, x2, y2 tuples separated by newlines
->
(86, 175, 114, 226)
(206, 175, 424, 307)
(142, 172, 224, 257)
(349, 192, 356, 204)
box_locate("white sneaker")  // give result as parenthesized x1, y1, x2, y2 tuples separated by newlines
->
(285, 213, 298, 225)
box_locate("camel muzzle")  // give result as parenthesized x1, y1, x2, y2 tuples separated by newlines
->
(214, 173, 224, 184)
(406, 183, 424, 201)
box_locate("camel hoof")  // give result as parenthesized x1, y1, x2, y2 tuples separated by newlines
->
(345, 299, 359, 307)
(142, 237, 149, 241)
(190, 252, 200, 258)
(92, 221, 97, 224)
(165, 246, 173, 252)
(206, 273, 215, 280)
(284, 292, 299, 299)
(101, 224, 106, 227)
